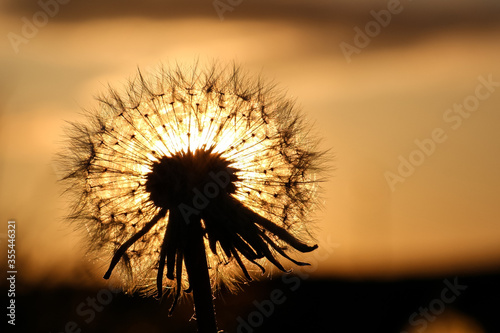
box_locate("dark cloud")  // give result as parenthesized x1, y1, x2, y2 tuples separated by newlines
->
(5, 0, 500, 28)
(4, 0, 500, 55)
(5, 0, 340, 22)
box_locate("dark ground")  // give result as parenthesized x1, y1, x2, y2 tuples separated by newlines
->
(5, 269, 500, 333)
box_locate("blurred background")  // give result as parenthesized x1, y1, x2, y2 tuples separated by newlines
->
(1, 0, 499, 332)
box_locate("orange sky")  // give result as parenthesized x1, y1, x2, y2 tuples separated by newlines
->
(1, 0, 500, 287)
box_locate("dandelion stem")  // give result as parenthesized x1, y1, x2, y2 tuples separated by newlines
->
(170, 207, 218, 333)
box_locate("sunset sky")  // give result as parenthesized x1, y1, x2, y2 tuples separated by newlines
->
(1, 0, 500, 289)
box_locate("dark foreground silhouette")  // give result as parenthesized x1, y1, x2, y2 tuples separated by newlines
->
(9, 269, 500, 333)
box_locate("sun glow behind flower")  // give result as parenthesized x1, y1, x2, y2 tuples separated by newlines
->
(59, 63, 323, 310)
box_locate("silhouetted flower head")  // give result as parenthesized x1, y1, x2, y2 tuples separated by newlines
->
(59, 62, 324, 312)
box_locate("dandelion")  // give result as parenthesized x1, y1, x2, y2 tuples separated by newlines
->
(59, 62, 325, 332)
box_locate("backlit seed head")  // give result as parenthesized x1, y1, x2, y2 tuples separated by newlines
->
(58, 62, 326, 309)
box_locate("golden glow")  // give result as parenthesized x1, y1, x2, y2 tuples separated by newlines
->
(3, 10, 500, 287)
(62, 64, 321, 297)
(403, 311, 485, 333)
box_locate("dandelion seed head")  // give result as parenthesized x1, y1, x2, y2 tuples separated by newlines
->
(59, 62, 324, 301)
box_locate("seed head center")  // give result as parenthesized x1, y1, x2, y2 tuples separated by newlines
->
(145, 149, 239, 210)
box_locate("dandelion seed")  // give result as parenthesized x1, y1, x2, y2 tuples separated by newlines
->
(58, 62, 325, 333)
